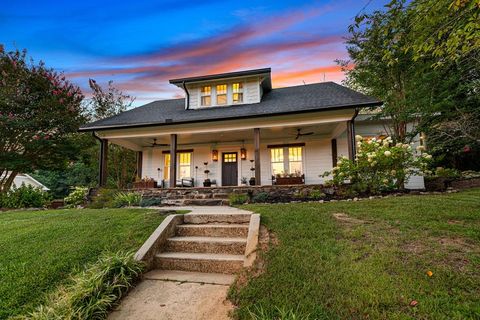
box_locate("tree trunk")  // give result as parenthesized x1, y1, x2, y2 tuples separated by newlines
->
(1, 171, 18, 193)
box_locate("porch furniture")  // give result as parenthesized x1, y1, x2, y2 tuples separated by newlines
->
(272, 174, 305, 185)
(176, 177, 194, 187)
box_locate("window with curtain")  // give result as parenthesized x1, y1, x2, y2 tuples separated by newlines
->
(163, 154, 170, 180)
(232, 82, 243, 103)
(201, 86, 211, 106)
(178, 152, 192, 178)
(216, 84, 227, 105)
(270, 146, 303, 175)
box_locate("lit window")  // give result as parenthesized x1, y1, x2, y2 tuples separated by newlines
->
(163, 154, 170, 180)
(163, 152, 192, 180)
(271, 147, 303, 175)
(232, 82, 243, 104)
(288, 147, 303, 174)
(201, 86, 211, 106)
(216, 84, 227, 105)
(270, 148, 284, 176)
(178, 152, 192, 178)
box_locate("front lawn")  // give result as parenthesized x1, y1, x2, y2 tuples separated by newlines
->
(232, 189, 480, 319)
(0, 208, 166, 319)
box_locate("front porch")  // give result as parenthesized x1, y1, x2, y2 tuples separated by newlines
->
(94, 108, 358, 189)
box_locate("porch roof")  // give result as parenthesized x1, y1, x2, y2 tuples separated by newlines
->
(79, 82, 381, 132)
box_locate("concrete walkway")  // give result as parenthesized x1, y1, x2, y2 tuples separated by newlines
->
(109, 206, 250, 320)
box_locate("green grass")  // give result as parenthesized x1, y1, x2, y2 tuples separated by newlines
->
(0, 208, 166, 319)
(232, 189, 480, 320)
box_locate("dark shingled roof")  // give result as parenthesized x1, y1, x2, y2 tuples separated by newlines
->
(79, 82, 381, 131)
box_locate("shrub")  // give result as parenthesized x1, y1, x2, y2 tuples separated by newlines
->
(432, 167, 461, 178)
(0, 184, 50, 209)
(252, 192, 269, 203)
(112, 192, 141, 208)
(322, 136, 432, 194)
(308, 189, 326, 200)
(64, 187, 88, 207)
(22, 251, 144, 320)
(88, 189, 118, 209)
(139, 197, 163, 207)
(229, 194, 249, 205)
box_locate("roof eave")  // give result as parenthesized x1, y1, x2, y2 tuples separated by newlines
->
(77, 100, 382, 132)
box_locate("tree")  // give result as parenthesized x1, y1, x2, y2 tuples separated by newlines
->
(0, 48, 85, 193)
(86, 79, 138, 189)
(338, 0, 430, 142)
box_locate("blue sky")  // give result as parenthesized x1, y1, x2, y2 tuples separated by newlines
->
(1, 0, 385, 105)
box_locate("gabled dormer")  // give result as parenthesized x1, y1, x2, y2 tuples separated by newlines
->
(169, 68, 272, 110)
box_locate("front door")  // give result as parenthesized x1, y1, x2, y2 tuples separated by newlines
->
(222, 152, 238, 186)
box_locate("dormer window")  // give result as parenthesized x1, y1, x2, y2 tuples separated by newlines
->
(216, 84, 227, 105)
(201, 86, 211, 106)
(232, 82, 243, 104)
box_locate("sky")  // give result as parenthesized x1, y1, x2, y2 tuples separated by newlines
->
(1, 0, 385, 106)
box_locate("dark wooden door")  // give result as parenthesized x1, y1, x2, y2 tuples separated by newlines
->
(222, 152, 238, 186)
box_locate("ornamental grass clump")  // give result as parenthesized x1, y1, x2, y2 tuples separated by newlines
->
(322, 135, 431, 194)
(20, 251, 144, 320)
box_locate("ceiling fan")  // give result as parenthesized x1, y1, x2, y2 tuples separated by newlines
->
(144, 138, 169, 148)
(294, 128, 314, 140)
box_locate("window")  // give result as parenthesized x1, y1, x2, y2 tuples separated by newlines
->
(163, 152, 192, 180)
(270, 147, 303, 175)
(201, 86, 211, 106)
(163, 154, 170, 180)
(232, 82, 243, 104)
(270, 148, 284, 175)
(223, 153, 237, 162)
(216, 84, 227, 105)
(178, 152, 192, 178)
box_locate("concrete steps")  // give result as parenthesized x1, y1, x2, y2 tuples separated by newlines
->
(144, 269, 235, 285)
(176, 223, 249, 238)
(154, 252, 244, 274)
(165, 236, 247, 254)
(151, 211, 252, 275)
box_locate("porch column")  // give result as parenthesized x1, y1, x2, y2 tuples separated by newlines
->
(136, 151, 143, 179)
(254, 128, 261, 185)
(99, 139, 108, 187)
(169, 134, 177, 188)
(346, 120, 355, 161)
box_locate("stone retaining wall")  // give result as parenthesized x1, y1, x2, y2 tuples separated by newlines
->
(425, 177, 480, 191)
(137, 184, 336, 206)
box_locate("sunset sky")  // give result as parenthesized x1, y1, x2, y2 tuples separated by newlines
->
(1, 0, 384, 105)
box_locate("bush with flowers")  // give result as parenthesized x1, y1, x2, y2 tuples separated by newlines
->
(322, 135, 432, 194)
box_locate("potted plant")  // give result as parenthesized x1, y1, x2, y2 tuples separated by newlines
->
(249, 160, 256, 185)
(249, 177, 256, 186)
(240, 177, 248, 186)
(203, 162, 212, 187)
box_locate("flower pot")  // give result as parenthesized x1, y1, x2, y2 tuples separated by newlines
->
(249, 178, 256, 186)
(203, 179, 212, 187)
(275, 177, 304, 185)
(133, 181, 157, 189)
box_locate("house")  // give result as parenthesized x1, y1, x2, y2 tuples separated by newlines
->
(13, 174, 50, 191)
(79, 68, 424, 190)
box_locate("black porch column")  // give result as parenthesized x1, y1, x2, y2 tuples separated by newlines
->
(169, 134, 177, 188)
(99, 139, 108, 187)
(346, 120, 355, 161)
(136, 151, 143, 179)
(254, 128, 261, 185)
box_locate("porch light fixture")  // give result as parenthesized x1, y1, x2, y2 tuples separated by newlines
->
(240, 148, 247, 160)
(211, 149, 219, 162)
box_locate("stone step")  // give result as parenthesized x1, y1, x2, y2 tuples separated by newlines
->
(144, 269, 235, 285)
(184, 213, 251, 224)
(176, 223, 249, 238)
(155, 252, 244, 274)
(165, 236, 247, 255)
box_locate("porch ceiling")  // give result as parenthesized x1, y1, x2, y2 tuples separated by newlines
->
(109, 122, 340, 150)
